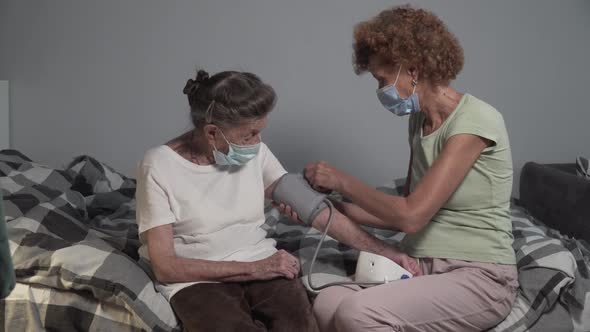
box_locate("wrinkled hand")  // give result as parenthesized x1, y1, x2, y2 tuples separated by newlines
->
(274, 202, 302, 225)
(304, 161, 349, 193)
(253, 250, 300, 280)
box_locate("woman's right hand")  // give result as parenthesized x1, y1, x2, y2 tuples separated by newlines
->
(252, 250, 300, 280)
(382, 247, 422, 277)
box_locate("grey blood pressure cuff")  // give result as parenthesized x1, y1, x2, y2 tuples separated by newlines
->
(271, 173, 329, 225)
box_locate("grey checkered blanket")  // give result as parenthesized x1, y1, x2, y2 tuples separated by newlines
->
(489, 206, 590, 332)
(1, 150, 589, 331)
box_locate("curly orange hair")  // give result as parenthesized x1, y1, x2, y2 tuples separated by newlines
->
(353, 5, 464, 86)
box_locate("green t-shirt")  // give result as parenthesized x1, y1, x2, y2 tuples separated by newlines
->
(401, 94, 516, 264)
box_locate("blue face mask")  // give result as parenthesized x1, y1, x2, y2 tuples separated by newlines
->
(212, 129, 261, 166)
(376, 66, 420, 116)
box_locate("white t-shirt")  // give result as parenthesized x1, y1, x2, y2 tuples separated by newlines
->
(135, 142, 287, 300)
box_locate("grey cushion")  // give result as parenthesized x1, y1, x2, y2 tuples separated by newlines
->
(519, 162, 590, 243)
(577, 156, 589, 179)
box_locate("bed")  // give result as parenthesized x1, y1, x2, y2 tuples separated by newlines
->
(1, 149, 588, 332)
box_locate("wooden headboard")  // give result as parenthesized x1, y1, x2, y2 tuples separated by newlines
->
(0, 81, 8, 150)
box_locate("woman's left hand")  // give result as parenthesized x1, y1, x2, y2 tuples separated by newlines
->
(304, 161, 349, 193)
(274, 203, 302, 224)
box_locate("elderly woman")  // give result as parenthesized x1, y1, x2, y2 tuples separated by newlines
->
(136, 69, 419, 332)
(302, 5, 518, 332)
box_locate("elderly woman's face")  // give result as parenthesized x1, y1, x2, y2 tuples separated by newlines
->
(368, 56, 415, 99)
(216, 116, 268, 150)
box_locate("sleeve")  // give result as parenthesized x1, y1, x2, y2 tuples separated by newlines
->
(260, 143, 288, 189)
(445, 108, 503, 148)
(135, 163, 176, 234)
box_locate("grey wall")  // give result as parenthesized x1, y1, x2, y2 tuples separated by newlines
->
(1, 0, 589, 196)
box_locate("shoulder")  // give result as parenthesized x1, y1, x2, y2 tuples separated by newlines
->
(447, 94, 507, 135)
(444, 94, 509, 147)
(257, 142, 274, 159)
(456, 94, 505, 124)
(260, 142, 270, 152)
(139, 145, 173, 170)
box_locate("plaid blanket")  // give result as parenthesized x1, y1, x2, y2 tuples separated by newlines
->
(490, 206, 590, 332)
(2, 283, 144, 331)
(0, 150, 180, 332)
(1, 150, 588, 331)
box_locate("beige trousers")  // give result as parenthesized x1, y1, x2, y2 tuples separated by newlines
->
(313, 258, 518, 332)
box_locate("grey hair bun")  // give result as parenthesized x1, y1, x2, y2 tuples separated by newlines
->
(183, 69, 210, 96)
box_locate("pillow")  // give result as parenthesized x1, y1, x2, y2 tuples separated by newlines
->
(0, 150, 73, 193)
(65, 156, 135, 196)
(576, 156, 589, 179)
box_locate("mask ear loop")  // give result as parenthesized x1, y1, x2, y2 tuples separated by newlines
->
(217, 128, 231, 145)
(392, 65, 402, 86)
(206, 100, 227, 154)
(411, 79, 418, 94)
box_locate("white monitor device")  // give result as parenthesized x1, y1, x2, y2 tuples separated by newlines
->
(0, 81, 8, 150)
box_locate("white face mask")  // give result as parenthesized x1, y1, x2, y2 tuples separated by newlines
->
(376, 66, 421, 116)
(212, 129, 261, 166)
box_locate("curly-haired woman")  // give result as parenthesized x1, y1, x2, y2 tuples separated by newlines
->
(301, 5, 518, 332)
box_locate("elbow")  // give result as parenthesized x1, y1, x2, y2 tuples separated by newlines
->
(151, 259, 176, 283)
(394, 208, 427, 235)
(398, 217, 419, 234)
(390, 196, 431, 234)
(153, 265, 171, 283)
(400, 221, 422, 235)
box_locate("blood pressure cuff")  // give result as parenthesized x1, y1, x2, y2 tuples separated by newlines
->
(271, 173, 329, 225)
(0, 191, 16, 299)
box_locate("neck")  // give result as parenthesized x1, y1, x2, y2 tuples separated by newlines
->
(188, 131, 215, 165)
(419, 84, 463, 126)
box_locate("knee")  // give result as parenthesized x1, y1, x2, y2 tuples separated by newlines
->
(333, 295, 404, 332)
(313, 288, 337, 315)
(333, 296, 373, 332)
(313, 288, 346, 331)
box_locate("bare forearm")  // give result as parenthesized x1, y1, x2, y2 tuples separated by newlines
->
(340, 176, 415, 232)
(331, 200, 389, 228)
(155, 256, 258, 283)
(310, 208, 400, 258)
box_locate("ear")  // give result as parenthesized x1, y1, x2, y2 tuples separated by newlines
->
(407, 66, 419, 81)
(202, 124, 218, 145)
